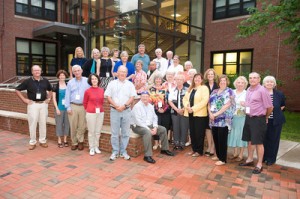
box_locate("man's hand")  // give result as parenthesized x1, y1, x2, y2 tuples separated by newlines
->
(150, 127, 157, 135)
(25, 99, 33, 105)
(67, 110, 73, 115)
(45, 98, 51, 104)
(116, 105, 126, 112)
(177, 108, 184, 115)
(56, 109, 61, 116)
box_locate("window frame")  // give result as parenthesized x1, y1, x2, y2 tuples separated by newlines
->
(210, 49, 253, 76)
(16, 38, 57, 76)
(15, 0, 57, 21)
(213, 0, 256, 20)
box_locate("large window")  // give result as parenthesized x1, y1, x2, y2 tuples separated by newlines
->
(15, 0, 57, 21)
(213, 0, 256, 20)
(211, 50, 253, 76)
(16, 39, 57, 76)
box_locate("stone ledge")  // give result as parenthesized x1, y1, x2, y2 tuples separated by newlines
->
(0, 110, 140, 138)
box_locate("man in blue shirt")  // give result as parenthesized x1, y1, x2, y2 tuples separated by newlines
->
(65, 65, 90, 151)
(131, 44, 150, 73)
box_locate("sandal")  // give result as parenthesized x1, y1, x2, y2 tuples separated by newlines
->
(235, 157, 243, 162)
(58, 143, 63, 148)
(192, 152, 200, 157)
(64, 142, 69, 147)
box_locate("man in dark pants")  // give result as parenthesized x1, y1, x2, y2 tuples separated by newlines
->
(239, 72, 273, 174)
(131, 91, 174, 163)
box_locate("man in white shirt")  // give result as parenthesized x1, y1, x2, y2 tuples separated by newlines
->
(131, 91, 174, 163)
(105, 66, 137, 161)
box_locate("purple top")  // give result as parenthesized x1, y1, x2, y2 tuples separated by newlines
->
(245, 84, 273, 116)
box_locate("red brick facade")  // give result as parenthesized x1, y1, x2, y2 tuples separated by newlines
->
(204, 1, 300, 111)
(1, 1, 299, 110)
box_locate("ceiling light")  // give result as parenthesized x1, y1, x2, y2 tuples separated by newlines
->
(171, 14, 181, 17)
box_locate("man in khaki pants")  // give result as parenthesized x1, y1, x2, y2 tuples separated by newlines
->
(15, 65, 53, 150)
(65, 65, 90, 150)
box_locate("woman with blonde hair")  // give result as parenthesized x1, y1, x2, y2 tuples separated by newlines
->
(69, 47, 87, 78)
(227, 76, 248, 162)
(204, 68, 219, 156)
(183, 73, 210, 157)
(82, 48, 100, 77)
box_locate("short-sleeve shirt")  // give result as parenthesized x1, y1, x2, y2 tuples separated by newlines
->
(245, 84, 273, 116)
(209, 87, 235, 128)
(15, 77, 52, 101)
(113, 61, 135, 81)
(104, 79, 137, 106)
(131, 53, 150, 72)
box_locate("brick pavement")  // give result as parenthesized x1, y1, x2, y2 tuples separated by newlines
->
(0, 130, 299, 199)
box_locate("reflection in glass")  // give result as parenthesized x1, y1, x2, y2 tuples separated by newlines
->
(17, 40, 29, 53)
(141, 0, 157, 14)
(189, 41, 201, 69)
(46, 57, 56, 75)
(190, 27, 202, 41)
(32, 42, 43, 54)
(176, 0, 189, 22)
(240, 52, 251, 64)
(45, 43, 56, 56)
(121, 30, 136, 57)
(175, 39, 188, 64)
(140, 30, 156, 58)
(213, 53, 223, 65)
(159, 0, 174, 19)
(214, 65, 223, 76)
(226, 52, 237, 63)
(191, 0, 203, 27)
(226, 64, 237, 75)
(17, 55, 30, 75)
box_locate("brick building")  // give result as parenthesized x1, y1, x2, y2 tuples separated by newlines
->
(0, 0, 299, 110)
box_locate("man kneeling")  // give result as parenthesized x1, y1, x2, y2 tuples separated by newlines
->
(131, 91, 174, 163)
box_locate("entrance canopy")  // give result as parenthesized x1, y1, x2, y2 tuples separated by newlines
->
(33, 22, 85, 38)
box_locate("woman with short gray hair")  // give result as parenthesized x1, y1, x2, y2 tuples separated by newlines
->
(262, 75, 286, 166)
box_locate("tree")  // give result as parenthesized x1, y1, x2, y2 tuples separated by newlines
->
(237, 0, 300, 69)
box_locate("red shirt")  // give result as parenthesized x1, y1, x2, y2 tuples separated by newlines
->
(83, 87, 104, 113)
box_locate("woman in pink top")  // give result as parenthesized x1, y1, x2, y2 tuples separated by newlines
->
(133, 60, 147, 94)
(83, 74, 105, 156)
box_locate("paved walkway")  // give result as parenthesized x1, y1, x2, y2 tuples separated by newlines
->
(0, 130, 299, 199)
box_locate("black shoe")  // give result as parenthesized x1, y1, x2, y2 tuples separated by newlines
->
(239, 161, 254, 166)
(178, 146, 184, 151)
(161, 150, 174, 156)
(266, 162, 274, 166)
(252, 166, 263, 174)
(173, 146, 179, 150)
(143, 156, 156, 164)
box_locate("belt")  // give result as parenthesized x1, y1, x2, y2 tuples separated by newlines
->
(110, 105, 129, 110)
(247, 115, 265, 118)
(71, 102, 83, 106)
(34, 101, 44, 104)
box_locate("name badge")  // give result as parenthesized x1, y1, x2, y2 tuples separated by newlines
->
(106, 72, 110, 77)
(75, 94, 80, 100)
(158, 101, 162, 108)
(62, 99, 65, 105)
(246, 107, 250, 114)
(96, 108, 100, 113)
(36, 93, 41, 99)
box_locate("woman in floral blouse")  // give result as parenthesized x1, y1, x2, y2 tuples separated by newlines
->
(149, 74, 170, 150)
(208, 74, 235, 166)
(133, 60, 147, 94)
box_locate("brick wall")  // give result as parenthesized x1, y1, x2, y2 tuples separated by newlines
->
(204, 1, 300, 111)
(0, 88, 144, 157)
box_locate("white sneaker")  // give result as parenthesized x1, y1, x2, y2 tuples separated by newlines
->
(120, 153, 131, 160)
(89, 148, 95, 156)
(94, 147, 101, 154)
(110, 153, 118, 161)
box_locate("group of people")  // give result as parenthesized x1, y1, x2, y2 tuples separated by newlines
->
(15, 44, 286, 174)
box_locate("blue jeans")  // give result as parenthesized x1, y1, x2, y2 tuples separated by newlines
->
(110, 108, 131, 155)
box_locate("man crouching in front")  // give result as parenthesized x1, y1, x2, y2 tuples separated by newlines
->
(131, 91, 174, 163)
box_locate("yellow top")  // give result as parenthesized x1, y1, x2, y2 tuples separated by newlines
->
(183, 85, 209, 117)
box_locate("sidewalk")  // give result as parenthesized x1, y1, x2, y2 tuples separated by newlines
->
(0, 130, 299, 199)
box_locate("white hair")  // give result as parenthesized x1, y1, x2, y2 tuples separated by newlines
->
(263, 75, 277, 88)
